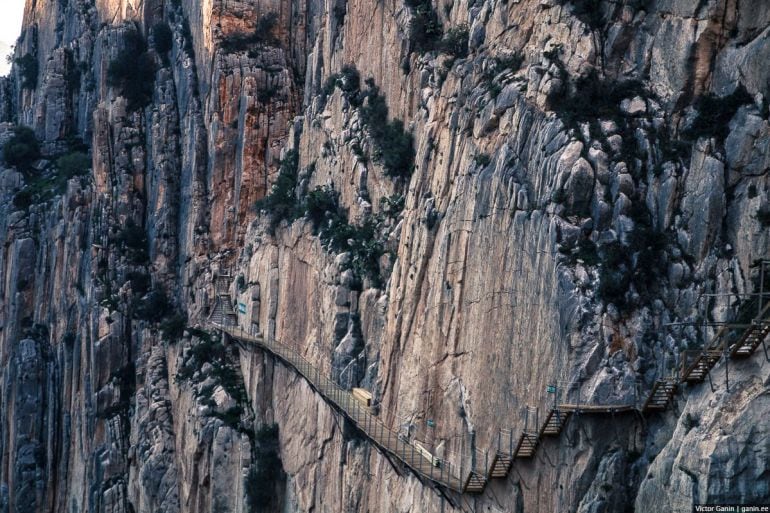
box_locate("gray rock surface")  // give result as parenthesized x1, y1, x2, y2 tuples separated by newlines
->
(0, 0, 767, 512)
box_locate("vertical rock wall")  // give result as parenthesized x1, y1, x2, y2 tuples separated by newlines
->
(0, 0, 768, 512)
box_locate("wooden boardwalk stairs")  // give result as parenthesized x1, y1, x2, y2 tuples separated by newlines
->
(208, 273, 238, 326)
(679, 300, 770, 385)
(207, 262, 770, 496)
(641, 378, 678, 412)
(212, 324, 486, 494)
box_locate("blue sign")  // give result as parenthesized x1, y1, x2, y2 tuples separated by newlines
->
(237, 302, 247, 314)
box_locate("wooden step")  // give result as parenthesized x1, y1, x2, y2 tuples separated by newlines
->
(641, 379, 677, 412)
(540, 409, 571, 437)
(489, 452, 513, 478)
(463, 474, 487, 494)
(729, 322, 770, 359)
(681, 350, 722, 383)
(513, 433, 538, 459)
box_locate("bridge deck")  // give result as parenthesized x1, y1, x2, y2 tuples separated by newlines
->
(205, 276, 770, 496)
(214, 324, 483, 494)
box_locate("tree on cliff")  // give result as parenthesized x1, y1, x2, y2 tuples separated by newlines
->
(2, 126, 40, 169)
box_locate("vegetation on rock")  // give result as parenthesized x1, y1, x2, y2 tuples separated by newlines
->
(15, 53, 38, 89)
(683, 85, 754, 143)
(3, 126, 40, 169)
(55, 151, 91, 178)
(220, 13, 279, 54)
(254, 150, 301, 232)
(107, 28, 157, 109)
(255, 152, 400, 288)
(152, 21, 174, 65)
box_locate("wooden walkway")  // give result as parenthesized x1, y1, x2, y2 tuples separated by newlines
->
(211, 321, 644, 495)
(679, 301, 770, 384)
(212, 323, 485, 493)
(204, 274, 770, 496)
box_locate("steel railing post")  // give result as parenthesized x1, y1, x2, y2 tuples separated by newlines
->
(757, 260, 765, 320)
(460, 453, 464, 491)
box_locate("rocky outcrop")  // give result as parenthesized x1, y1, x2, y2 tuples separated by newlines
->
(0, 0, 768, 512)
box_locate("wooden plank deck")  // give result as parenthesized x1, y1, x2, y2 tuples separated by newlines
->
(214, 324, 483, 494)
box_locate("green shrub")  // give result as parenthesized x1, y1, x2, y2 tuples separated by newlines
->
(115, 220, 150, 264)
(254, 150, 301, 232)
(64, 135, 90, 153)
(55, 151, 91, 178)
(550, 69, 645, 125)
(380, 194, 405, 219)
(15, 54, 38, 89)
(257, 85, 279, 104)
(597, 266, 631, 306)
(152, 22, 174, 56)
(481, 52, 523, 96)
(319, 64, 361, 109)
(757, 205, 770, 227)
(335, 65, 361, 95)
(3, 126, 40, 168)
(133, 288, 172, 322)
(160, 312, 187, 340)
(319, 69, 414, 179)
(309, 189, 388, 288)
(126, 271, 151, 295)
(255, 13, 279, 42)
(439, 24, 469, 58)
(220, 13, 279, 53)
(473, 153, 491, 167)
(683, 412, 700, 430)
(13, 190, 33, 210)
(494, 52, 524, 72)
(176, 332, 251, 418)
(407, 0, 443, 53)
(304, 185, 340, 231)
(564, 238, 600, 266)
(683, 85, 754, 143)
(359, 82, 415, 179)
(63, 332, 77, 347)
(592, 210, 667, 311)
(568, 0, 604, 29)
(9, 147, 92, 208)
(566, 0, 651, 30)
(209, 405, 244, 427)
(107, 29, 156, 109)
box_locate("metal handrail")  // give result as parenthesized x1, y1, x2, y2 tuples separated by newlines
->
(211, 323, 483, 493)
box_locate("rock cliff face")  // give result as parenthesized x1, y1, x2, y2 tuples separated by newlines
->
(0, 0, 768, 512)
